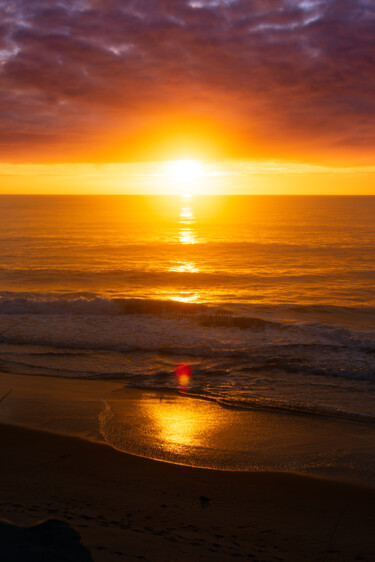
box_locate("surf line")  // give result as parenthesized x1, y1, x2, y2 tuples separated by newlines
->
(0, 322, 24, 403)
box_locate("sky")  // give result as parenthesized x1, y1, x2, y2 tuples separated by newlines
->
(1, 0, 375, 194)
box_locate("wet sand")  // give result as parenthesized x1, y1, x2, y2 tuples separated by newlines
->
(2, 422, 375, 561)
(2, 373, 375, 486)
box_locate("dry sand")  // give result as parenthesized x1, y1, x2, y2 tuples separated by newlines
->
(1, 422, 375, 561)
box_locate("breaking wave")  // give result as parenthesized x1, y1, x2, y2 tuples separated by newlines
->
(1, 292, 375, 421)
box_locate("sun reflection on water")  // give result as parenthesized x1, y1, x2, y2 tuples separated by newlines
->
(178, 195, 197, 244)
(170, 261, 199, 273)
(179, 229, 197, 244)
(170, 292, 200, 303)
(180, 206, 194, 224)
(166, 196, 200, 302)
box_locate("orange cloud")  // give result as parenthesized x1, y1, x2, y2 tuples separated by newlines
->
(1, 0, 375, 164)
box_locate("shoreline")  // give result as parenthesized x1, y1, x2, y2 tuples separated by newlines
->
(2, 421, 375, 561)
(1, 372, 375, 487)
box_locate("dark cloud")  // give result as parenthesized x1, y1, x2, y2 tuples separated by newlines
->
(0, 0, 374, 162)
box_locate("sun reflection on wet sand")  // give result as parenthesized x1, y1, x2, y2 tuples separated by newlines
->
(140, 395, 218, 453)
(99, 388, 375, 476)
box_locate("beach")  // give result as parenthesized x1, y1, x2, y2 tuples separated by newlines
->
(2, 421, 375, 561)
(2, 372, 375, 560)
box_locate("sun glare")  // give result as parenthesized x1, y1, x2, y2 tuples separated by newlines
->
(164, 159, 204, 195)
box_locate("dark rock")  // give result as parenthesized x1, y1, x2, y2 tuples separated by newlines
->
(0, 518, 94, 561)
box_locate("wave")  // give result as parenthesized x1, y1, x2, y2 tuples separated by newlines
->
(2, 266, 375, 283)
(1, 292, 375, 318)
(116, 385, 375, 424)
(1, 292, 375, 394)
(0, 294, 217, 316)
(0, 294, 374, 356)
(1, 335, 375, 382)
(0, 294, 119, 315)
(2, 350, 375, 423)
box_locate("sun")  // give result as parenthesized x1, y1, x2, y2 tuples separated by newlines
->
(168, 159, 203, 182)
(164, 159, 204, 195)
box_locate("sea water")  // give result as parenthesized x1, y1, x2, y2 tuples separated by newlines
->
(0, 195, 375, 425)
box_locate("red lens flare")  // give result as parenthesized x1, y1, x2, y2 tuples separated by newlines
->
(174, 363, 192, 392)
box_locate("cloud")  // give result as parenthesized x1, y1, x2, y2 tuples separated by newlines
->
(0, 0, 374, 162)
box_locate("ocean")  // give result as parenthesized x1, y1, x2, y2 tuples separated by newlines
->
(1, 194, 375, 425)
